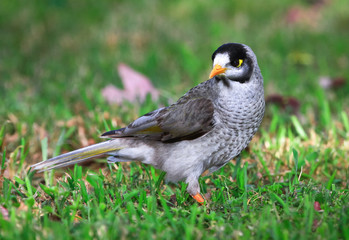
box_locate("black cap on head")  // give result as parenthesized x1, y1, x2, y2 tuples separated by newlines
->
(211, 43, 247, 64)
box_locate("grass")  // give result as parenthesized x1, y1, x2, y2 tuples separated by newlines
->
(1, 0, 349, 239)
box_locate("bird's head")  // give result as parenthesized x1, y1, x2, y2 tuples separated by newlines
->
(209, 43, 256, 84)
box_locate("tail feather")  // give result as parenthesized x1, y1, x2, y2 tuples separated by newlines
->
(31, 140, 123, 172)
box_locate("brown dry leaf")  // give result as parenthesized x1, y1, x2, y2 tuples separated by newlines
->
(319, 76, 346, 90)
(0, 205, 9, 220)
(4, 133, 19, 145)
(17, 201, 28, 212)
(266, 94, 300, 115)
(102, 63, 159, 104)
(78, 126, 88, 147)
(314, 201, 322, 212)
(8, 113, 18, 124)
(33, 123, 48, 140)
(285, 0, 331, 28)
(61, 116, 84, 128)
(3, 168, 10, 179)
(169, 194, 177, 206)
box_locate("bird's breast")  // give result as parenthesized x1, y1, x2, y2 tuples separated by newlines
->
(204, 89, 265, 169)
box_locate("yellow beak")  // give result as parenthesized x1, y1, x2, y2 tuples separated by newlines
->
(209, 64, 227, 78)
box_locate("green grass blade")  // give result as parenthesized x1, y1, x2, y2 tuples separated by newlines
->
(341, 111, 349, 133)
(41, 137, 48, 162)
(0, 124, 5, 148)
(291, 116, 308, 140)
(1, 148, 6, 171)
(326, 170, 337, 190)
(270, 192, 289, 215)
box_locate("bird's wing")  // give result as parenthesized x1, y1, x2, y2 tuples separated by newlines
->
(101, 98, 215, 143)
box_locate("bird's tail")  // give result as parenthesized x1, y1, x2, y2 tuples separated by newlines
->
(31, 140, 123, 172)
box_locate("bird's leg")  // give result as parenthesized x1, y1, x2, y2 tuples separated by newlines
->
(187, 176, 205, 205)
(191, 193, 205, 205)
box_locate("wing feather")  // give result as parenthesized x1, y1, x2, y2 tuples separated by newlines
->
(101, 98, 214, 142)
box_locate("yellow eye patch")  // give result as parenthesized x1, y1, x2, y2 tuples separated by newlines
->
(237, 59, 243, 68)
(232, 59, 244, 68)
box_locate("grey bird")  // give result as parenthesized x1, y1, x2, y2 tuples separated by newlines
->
(31, 43, 265, 204)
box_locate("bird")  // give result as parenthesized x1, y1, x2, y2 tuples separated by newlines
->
(31, 43, 265, 204)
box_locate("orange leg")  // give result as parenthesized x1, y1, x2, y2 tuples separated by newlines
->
(191, 193, 205, 205)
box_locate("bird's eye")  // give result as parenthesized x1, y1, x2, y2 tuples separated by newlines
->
(232, 59, 243, 68)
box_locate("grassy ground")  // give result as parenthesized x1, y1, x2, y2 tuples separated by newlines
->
(1, 0, 349, 239)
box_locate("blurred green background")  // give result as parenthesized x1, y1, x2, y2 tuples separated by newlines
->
(1, 0, 348, 119)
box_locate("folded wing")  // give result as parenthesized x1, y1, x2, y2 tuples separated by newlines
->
(101, 98, 215, 143)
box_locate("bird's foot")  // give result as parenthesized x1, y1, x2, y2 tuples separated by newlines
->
(191, 193, 205, 205)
